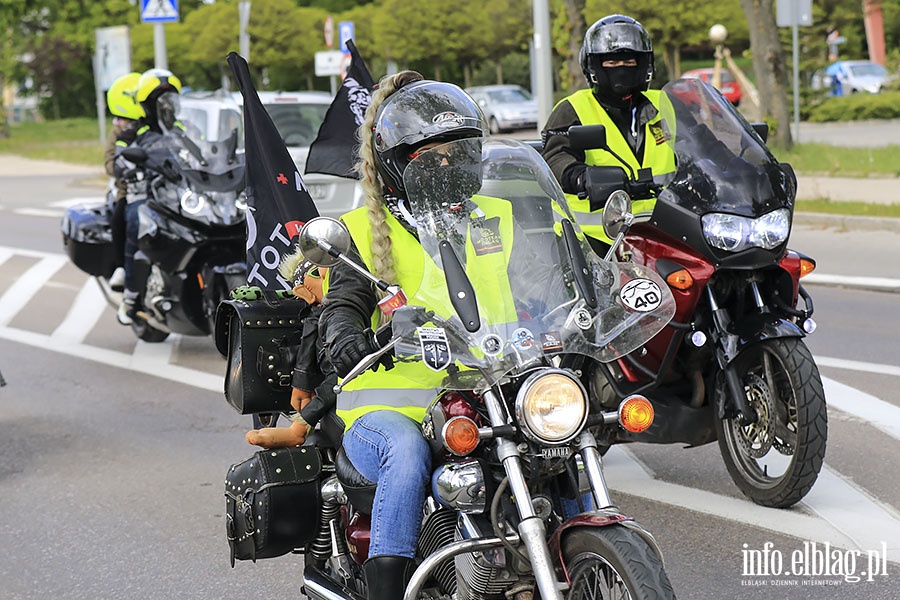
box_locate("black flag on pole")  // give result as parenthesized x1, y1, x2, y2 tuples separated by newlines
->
(227, 52, 319, 291)
(305, 39, 375, 179)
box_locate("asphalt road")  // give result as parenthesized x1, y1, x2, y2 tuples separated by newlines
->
(2, 152, 900, 599)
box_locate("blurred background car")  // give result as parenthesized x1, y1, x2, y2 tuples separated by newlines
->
(464, 84, 539, 134)
(180, 91, 244, 144)
(231, 90, 362, 219)
(681, 67, 742, 106)
(811, 60, 891, 95)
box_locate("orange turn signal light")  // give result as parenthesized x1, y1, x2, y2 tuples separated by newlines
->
(799, 258, 816, 278)
(665, 269, 693, 291)
(442, 416, 480, 455)
(618, 395, 654, 433)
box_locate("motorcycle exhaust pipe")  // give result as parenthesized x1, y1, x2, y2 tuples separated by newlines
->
(302, 565, 366, 600)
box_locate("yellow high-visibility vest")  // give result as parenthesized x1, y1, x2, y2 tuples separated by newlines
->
(332, 197, 518, 430)
(563, 89, 676, 243)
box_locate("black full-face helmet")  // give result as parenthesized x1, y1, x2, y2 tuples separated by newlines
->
(580, 14, 654, 105)
(372, 80, 488, 196)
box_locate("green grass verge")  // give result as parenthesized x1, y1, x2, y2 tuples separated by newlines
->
(772, 143, 900, 177)
(0, 118, 106, 166)
(795, 199, 900, 218)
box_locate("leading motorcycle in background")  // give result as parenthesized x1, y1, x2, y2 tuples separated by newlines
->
(570, 77, 826, 508)
(62, 97, 248, 343)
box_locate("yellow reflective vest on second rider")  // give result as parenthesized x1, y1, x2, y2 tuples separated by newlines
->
(562, 89, 676, 243)
(330, 197, 519, 431)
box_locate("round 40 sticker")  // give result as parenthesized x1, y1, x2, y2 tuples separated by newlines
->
(620, 278, 663, 312)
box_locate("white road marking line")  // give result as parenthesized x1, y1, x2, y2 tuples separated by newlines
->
(14, 208, 67, 218)
(817, 355, 900, 378)
(50, 278, 109, 344)
(823, 376, 900, 442)
(0, 245, 61, 259)
(802, 464, 900, 562)
(0, 325, 222, 391)
(50, 196, 106, 207)
(132, 333, 179, 367)
(805, 273, 900, 293)
(0, 247, 13, 266)
(0, 254, 68, 326)
(605, 448, 900, 564)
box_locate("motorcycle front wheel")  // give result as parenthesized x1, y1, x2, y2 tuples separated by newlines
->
(563, 525, 675, 600)
(716, 337, 827, 508)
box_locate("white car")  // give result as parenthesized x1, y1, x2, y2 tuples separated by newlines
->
(231, 90, 362, 219)
(465, 84, 539, 134)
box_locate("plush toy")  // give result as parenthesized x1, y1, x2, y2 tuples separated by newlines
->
(245, 247, 328, 449)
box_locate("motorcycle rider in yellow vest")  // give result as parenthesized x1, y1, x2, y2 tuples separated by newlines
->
(318, 71, 552, 600)
(541, 14, 676, 253)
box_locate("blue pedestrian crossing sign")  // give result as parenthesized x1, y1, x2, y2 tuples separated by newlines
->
(141, 0, 179, 23)
(338, 21, 355, 53)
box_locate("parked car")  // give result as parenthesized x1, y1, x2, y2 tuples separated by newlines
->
(464, 84, 539, 134)
(811, 60, 891, 95)
(681, 67, 742, 106)
(180, 91, 244, 144)
(231, 90, 361, 219)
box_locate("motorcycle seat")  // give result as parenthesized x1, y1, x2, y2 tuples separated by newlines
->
(335, 446, 377, 515)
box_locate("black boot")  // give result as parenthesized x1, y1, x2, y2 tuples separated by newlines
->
(363, 554, 415, 600)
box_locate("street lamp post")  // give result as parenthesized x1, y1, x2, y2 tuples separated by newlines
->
(709, 24, 728, 92)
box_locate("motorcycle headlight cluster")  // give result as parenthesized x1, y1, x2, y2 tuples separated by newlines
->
(178, 188, 243, 225)
(701, 208, 790, 252)
(514, 369, 588, 444)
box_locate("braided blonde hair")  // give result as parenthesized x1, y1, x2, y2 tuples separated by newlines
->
(354, 70, 424, 288)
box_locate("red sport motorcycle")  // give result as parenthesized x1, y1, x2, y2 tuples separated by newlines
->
(569, 78, 826, 508)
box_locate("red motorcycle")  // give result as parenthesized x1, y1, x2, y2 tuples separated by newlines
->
(569, 78, 826, 508)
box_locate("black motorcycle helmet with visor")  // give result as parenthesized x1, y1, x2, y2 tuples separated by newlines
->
(372, 80, 488, 197)
(580, 14, 654, 106)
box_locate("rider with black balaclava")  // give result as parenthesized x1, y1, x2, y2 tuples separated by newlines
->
(541, 14, 676, 250)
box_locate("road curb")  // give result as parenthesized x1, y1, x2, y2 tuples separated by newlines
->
(794, 212, 900, 233)
(803, 273, 900, 294)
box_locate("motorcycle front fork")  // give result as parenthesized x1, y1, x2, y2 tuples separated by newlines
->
(480, 389, 620, 600)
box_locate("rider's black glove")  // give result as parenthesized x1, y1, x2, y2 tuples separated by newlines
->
(328, 329, 393, 378)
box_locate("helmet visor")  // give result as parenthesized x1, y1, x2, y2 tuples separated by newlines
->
(374, 82, 487, 153)
(584, 22, 652, 55)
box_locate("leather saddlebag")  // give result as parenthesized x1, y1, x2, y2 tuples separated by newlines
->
(214, 290, 307, 415)
(225, 446, 322, 565)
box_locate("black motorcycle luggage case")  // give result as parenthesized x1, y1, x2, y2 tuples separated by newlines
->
(214, 293, 306, 415)
(61, 202, 116, 278)
(225, 446, 322, 564)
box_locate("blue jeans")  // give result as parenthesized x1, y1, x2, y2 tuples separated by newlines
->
(341, 410, 432, 558)
(124, 198, 146, 292)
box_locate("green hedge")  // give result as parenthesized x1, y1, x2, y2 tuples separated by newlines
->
(806, 91, 900, 122)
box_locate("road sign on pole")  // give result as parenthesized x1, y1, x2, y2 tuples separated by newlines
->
(324, 16, 334, 49)
(141, 0, 179, 23)
(338, 21, 354, 53)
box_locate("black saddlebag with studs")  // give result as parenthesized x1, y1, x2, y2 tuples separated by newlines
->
(225, 446, 322, 565)
(214, 290, 308, 415)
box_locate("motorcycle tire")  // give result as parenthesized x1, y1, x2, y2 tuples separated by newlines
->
(563, 525, 676, 600)
(132, 318, 170, 343)
(715, 337, 827, 508)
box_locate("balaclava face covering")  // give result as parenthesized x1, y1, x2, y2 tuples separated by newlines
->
(590, 52, 646, 108)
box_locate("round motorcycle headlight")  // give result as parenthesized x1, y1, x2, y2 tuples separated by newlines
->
(749, 208, 790, 249)
(702, 213, 746, 252)
(515, 370, 587, 444)
(180, 190, 206, 215)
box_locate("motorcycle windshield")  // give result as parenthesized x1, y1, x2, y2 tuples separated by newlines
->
(389, 138, 675, 390)
(158, 93, 246, 193)
(657, 78, 795, 217)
